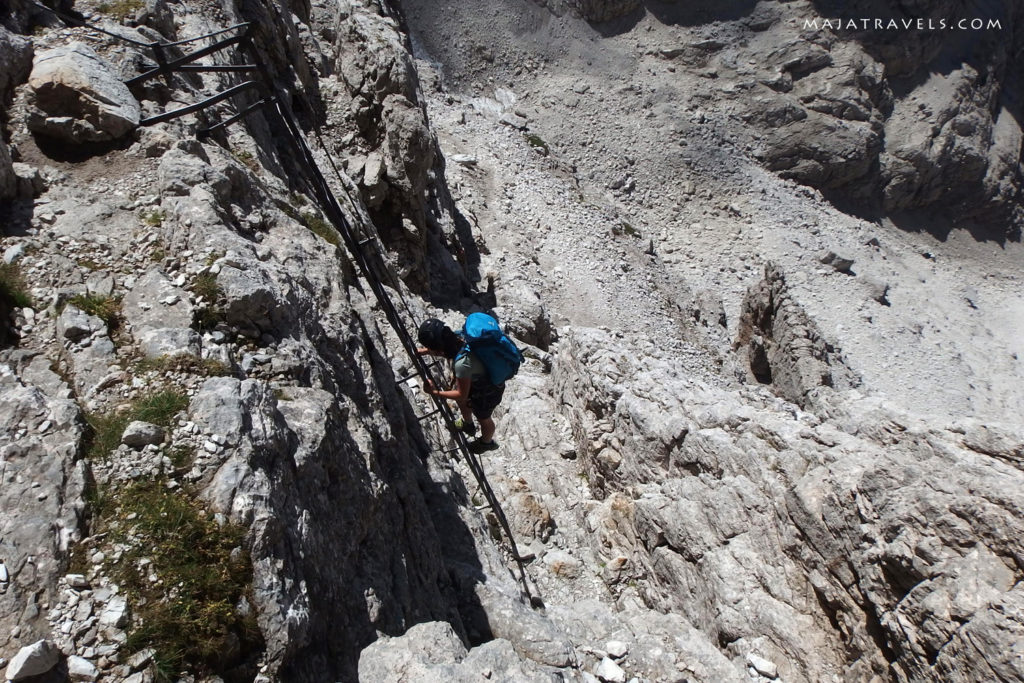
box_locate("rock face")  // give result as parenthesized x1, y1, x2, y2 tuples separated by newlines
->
(0, 358, 86, 649)
(358, 621, 558, 681)
(0, 27, 33, 199)
(26, 42, 140, 143)
(735, 263, 857, 409)
(535, 0, 641, 22)
(3, 0, 1024, 682)
(752, 1, 1023, 228)
(552, 326, 1024, 681)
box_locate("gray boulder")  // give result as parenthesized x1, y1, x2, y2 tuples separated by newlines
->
(121, 420, 165, 448)
(67, 655, 99, 682)
(3, 640, 60, 680)
(26, 42, 141, 143)
(57, 305, 105, 342)
(762, 113, 881, 190)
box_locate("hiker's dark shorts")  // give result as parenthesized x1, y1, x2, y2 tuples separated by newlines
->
(470, 380, 504, 420)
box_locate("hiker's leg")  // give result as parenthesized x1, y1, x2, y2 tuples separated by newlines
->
(480, 417, 495, 443)
(456, 397, 473, 423)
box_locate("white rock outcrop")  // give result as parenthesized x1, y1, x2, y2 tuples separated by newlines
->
(26, 43, 141, 143)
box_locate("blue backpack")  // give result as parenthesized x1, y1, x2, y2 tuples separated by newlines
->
(459, 312, 524, 385)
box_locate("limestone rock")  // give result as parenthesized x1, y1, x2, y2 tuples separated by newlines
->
(98, 595, 128, 628)
(762, 113, 881, 190)
(553, 325, 1024, 680)
(357, 621, 556, 682)
(121, 421, 165, 448)
(0, 363, 86, 652)
(544, 549, 582, 579)
(473, 582, 576, 667)
(735, 263, 857, 407)
(67, 655, 99, 681)
(595, 656, 626, 682)
(4, 640, 60, 680)
(509, 491, 555, 542)
(121, 269, 199, 358)
(0, 27, 33, 101)
(357, 621, 466, 680)
(0, 28, 32, 200)
(216, 259, 289, 335)
(747, 652, 778, 679)
(55, 305, 117, 396)
(26, 42, 141, 143)
(818, 251, 854, 274)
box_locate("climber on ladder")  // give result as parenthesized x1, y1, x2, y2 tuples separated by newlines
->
(416, 314, 523, 454)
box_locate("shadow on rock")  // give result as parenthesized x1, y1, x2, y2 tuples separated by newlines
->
(30, 132, 133, 164)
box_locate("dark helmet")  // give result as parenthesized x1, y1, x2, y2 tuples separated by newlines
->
(418, 318, 449, 351)
(418, 318, 462, 358)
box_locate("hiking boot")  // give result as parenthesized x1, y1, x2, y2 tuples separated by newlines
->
(468, 439, 498, 454)
(453, 418, 477, 437)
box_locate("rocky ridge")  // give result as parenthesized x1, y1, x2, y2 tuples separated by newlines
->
(1, 0, 1023, 682)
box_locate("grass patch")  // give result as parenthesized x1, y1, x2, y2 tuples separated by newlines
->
(0, 263, 33, 308)
(189, 273, 225, 331)
(191, 273, 220, 303)
(138, 354, 231, 377)
(102, 482, 262, 680)
(233, 149, 259, 173)
(84, 411, 131, 460)
(67, 294, 121, 331)
(84, 389, 188, 460)
(193, 307, 224, 332)
(76, 258, 103, 271)
(288, 192, 308, 209)
(132, 390, 189, 426)
(301, 211, 340, 247)
(143, 209, 166, 227)
(96, 0, 143, 20)
(525, 133, 549, 156)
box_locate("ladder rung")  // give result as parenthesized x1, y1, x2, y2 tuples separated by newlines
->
(418, 408, 440, 421)
(198, 97, 273, 139)
(396, 359, 441, 384)
(396, 371, 419, 384)
(139, 80, 257, 126)
(358, 236, 374, 246)
(126, 32, 246, 86)
(140, 63, 260, 73)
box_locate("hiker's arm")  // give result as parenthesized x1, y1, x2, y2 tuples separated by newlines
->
(426, 375, 470, 401)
